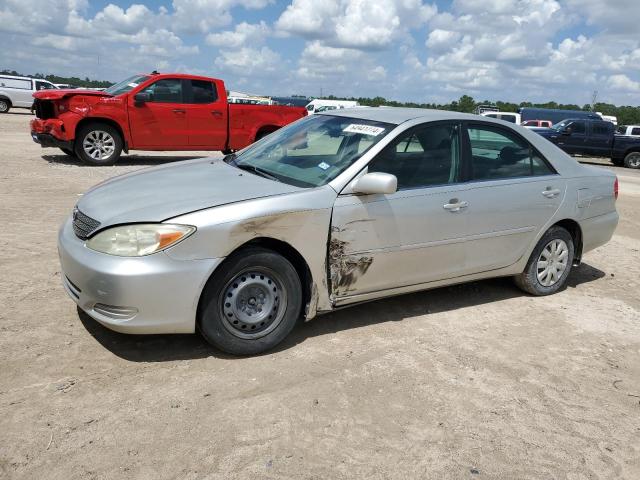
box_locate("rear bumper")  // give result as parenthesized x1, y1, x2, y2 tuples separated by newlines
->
(580, 211, 619, 254)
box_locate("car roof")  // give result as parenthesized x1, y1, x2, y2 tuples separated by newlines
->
(318, 107, 484, 125)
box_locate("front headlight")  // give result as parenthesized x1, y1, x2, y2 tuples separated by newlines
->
(86, 224, 195, 256)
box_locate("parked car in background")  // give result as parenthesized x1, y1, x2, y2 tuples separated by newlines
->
(306, 99, 359, 114)
(58, 108, 618, 354)
(0, 74, 58, 113)
(598, 113, 618, 125)
(617, 125, 640, 137)
(519, 107, 601, 124)
(534, 118, 640, 168)
(522, 120, 553, 128)
(480, 111, 521, 124)
(30, 72, 307, 165)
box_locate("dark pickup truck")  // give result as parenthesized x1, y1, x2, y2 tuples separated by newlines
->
(533, 118, 640, 168)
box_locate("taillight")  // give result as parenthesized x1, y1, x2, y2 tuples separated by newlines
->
(614, 177, 619, 200)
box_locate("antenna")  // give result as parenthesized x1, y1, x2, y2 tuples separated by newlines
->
(591, 90, 598, 111)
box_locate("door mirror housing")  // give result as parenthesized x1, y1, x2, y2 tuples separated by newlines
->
(134, 92, 151, 106)
(561, 126, 572, 136)
(351, 172, 397, 195)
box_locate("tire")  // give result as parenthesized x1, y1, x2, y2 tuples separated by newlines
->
(198, 248, 302, 355)
(514, 226, 575, 296)
(59, 147, 75, 157)
(0, 99, 10, 113)
(255, 129, 276, 142)
(623, 151, 640, 169)
(74, 123, 123, 166)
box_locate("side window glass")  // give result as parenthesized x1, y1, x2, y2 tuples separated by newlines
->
(467, 126, 553, 180)
(368, 124, 460, 189)
(570, 121, 586, 134)
(632, 128, 640, 136)
(35, 81, 54, 90)
(190, 80, 217, 104)
(141, 79, 183, 103)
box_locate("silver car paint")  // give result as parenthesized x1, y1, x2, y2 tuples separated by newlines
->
(58, 108, 618, 334)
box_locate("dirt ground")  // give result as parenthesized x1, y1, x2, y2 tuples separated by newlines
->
(1, 111, 639, 480)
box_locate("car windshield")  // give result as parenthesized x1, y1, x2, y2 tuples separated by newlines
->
(230, 115, 394, 188)
(104, 75, 150, 96)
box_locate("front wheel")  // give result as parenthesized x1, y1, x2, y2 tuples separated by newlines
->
(514, 226, 575, 296)
(623, 151, 640, 169)
(74, 123, 123, 166)
(198, 248, 302, 355)
(0, 99, 10, 113)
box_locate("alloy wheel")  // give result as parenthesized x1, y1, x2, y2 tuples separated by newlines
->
(82, 130, 116, 161)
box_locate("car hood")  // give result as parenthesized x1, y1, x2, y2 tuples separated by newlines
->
(77, 158, 303, 227)
(33, 89, 111, 100)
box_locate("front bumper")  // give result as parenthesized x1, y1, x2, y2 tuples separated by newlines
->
(30, 117, 74, 149)
(31, 131, 73, 150)
(58, 216, 223, 334)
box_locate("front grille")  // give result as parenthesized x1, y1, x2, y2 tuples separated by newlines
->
(34, 99, 55, 119)
(72, 208, 101, 239)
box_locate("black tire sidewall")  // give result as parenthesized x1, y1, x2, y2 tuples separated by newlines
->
(199, 248, 302, 355)
(519, 226, 574, 295)
(624, 152, 640, 169)
(74, 123, 123, 165)
(0, 100, 9, 113)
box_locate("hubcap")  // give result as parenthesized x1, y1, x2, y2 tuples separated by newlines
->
(628, 153, 640, 168)
(83, 130, 115, 161)
(221, 269, 286, 339)
(0, 101, 8, 112)
(536, 239, 569, 287)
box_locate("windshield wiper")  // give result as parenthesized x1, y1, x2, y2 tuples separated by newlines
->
(223, 152, 237, 164)
(233, 163, 282, 183)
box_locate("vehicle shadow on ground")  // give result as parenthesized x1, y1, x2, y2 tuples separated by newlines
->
(78, 262, 606, 361)
(42, 153, 210, 166)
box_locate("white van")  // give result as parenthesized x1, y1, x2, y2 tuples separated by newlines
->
(480, 111, 521, 125)
(0, 75, 58, 113)
(305, 99, 359, 114)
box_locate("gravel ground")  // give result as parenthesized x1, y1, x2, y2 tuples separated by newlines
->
(1, 111, 639, 480)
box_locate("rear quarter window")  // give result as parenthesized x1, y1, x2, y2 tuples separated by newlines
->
(0, 77, 31, 90)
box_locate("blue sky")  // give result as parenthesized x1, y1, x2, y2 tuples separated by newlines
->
(1, 0, 639, 105)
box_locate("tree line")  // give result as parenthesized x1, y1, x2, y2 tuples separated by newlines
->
(0, 70, 112, 89)
(322, 94, 640, 125)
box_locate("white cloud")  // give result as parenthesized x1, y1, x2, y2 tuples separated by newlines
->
(206, 21, 270, 48)
(172, 0, 273, 33)
(214, 46, 282, 76)
(276, 0, 436, 49)
(608, 74, 640, 93)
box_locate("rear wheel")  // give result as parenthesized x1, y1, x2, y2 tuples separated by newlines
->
(514, 226, 574, 296)
(0, 99, 10, 113)
(74, 123, 123, 166)
(198, 248, 302, 355)
(623, 152, 640, 169)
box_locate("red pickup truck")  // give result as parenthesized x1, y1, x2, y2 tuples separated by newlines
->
(30, 72, 307, 165)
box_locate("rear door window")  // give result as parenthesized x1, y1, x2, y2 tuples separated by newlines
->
(466, 125, 554, 180)
(631, 128, 640, 136)
(189, 79, 218, 104)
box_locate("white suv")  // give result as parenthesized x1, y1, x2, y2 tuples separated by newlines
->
(0, 75, 58, 113)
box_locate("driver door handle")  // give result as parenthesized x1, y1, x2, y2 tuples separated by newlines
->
(172, 108, 186, 114)
(211, 110, 223, 116)
(443, 199, 468, 212)
(542, 188, 561, 198)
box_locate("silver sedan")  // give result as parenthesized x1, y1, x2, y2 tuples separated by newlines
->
(58, 108, 619, 354)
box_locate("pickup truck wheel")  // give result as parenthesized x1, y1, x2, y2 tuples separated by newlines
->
(624, 152, 640, 169)
(514, 226, 574, 296)
(198, 247, 302, 355)
(0, 99, 10, 113)
(75, 123, 122, 166)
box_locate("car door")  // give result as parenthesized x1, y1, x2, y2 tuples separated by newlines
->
(330, 122, 469, 297)
(587, 121, 614, 157)
(128, 78, 189, 148)
(557, 120, 587, 154)
(461, 123, 565, 274)
(183, 79, 228, 149)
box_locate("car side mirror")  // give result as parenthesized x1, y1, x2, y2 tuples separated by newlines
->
(561, 127, 572, 136)
(134, 92, 151, 106)
(351, 172, 397, 195)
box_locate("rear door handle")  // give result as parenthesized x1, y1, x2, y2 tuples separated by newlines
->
(173, 109, 186, 114)
(443, 199, 468, 212)
(542, 188, 561, 198)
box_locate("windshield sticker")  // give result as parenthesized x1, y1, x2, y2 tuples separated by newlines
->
(343, 124, 385, 136)
(318, 162, 330, 170)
